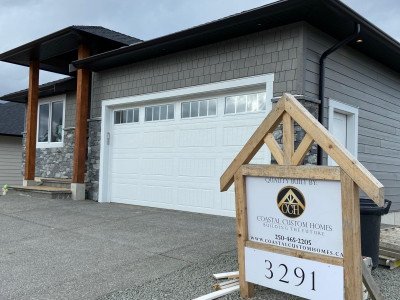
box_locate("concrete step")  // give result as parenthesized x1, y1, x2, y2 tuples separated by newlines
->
(8, 185, 72, 200)
(39, 178, 72, 189)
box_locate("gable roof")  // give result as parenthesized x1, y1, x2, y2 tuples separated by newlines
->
(0, 77, 76, 103)
(0, 26, 142, 75)
(73, 0, 400, 74)
(220, 93, 384, 205)
(0, 102, 25, 136)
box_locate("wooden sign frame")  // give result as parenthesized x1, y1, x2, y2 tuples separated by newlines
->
(220, 94, 384, 300)
(235, 164, 360, 299)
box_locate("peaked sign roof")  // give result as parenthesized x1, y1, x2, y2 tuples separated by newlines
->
(220, 93, 384, 206)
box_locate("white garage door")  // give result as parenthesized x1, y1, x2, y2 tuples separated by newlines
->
(107, 90, 271, 216)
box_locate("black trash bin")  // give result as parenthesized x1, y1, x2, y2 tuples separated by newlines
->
(359, 198, 391, 269)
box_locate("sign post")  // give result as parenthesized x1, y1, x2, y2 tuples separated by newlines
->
(221, 94, 384, 299)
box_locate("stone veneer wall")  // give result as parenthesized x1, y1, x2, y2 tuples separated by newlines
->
(21, 120, 101, 201)
(22, 128, 75, 178)
(271, 97, 319, 165)
(86, 120, 101, 200)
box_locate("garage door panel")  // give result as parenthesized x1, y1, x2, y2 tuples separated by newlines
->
(222, 124, 262, 146)
(111, 177, 141, 186)
(177, 187, 215, 208)
(111, 183, 140, 201)
(178, 158, 216, 177)
(178, 128, 217, 147)
(143, 130, 175, 148)
(251, 149, 270, 162)
(112, 132, 142, 149)
(220, 149, 268, 172)
(141, 158, 174, 176)
(111, 153, 140, 160)
(108, 90, 271, 216)
(112, 146, 141, 155)
(221, 191, 236, 211)
(111, 158, 140, 174)
(141, 184, 175, 204)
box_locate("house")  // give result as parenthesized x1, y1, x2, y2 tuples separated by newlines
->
(0, 0, 399, 223)
(0, 102, 25, 186)
(0, 25, 141, 197)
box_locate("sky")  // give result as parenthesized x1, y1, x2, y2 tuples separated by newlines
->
(0, 0, 399, 96)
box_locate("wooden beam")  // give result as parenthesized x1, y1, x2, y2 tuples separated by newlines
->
(264, 133, 284, 165)
(24, 60, 40, 180)
(234, 169, 254, 298)
(220, 99, 285, 191)
(341, 170, 363, 300)
(240, 164, 341, 181)
(284, 93, 384, 205)
(292, 133, 314, 165)
(72, 44, 90, 183)
(282, 112, 294, 165)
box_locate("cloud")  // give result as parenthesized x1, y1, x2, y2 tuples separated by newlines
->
(0, 0, 398, 96)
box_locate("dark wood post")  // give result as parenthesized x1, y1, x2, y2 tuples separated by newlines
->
(24, 59, 39, 184)
(71, 43, 90, 199)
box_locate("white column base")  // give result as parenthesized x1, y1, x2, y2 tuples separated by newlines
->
(71, 183, 86, 200)
(23, 179, 39, 187)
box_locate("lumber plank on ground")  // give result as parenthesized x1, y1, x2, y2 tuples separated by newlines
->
(379, 255, 400, 270)
(212, 279, 239, 291)
(380, 242, 400, 254)
(212, 271, 239, 280)
(379, 248, 400, 260)
(192, 285, 240, 300)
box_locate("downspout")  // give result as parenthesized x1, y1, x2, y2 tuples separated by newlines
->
(317, 23, 361, 165)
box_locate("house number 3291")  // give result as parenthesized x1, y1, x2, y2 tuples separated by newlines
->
(264, 260, 316, 291)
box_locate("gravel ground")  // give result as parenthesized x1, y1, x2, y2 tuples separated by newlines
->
(98, 250, 400, 300)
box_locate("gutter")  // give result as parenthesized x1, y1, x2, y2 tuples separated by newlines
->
(317, 23, 361, 165)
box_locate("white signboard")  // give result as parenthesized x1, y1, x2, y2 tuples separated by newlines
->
(245, 247, 344, 300)
(246, 176, 343, 258)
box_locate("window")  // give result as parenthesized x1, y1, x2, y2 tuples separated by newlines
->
(224, 92, 267, 114)
(37, 97, 65, 148)
(328, 99, 358, 166)
(145, 104, 174, 121)
(114, 108, 139, 124)
(181, 99, 217, 118)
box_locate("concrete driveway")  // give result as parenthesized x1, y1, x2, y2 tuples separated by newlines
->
(0, 193, 236, 300)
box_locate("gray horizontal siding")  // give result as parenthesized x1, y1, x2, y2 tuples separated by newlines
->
(304, 24, 400, 211)
(91, 22, 306, 118)
(0, 135, 22, 186)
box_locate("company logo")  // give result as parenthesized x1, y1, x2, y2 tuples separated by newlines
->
(277, 186, 306, 218)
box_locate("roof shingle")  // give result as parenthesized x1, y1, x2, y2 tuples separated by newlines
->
(0, 102, 25, 136)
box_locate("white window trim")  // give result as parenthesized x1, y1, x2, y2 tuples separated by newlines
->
(36, 94, 66, 149)
(99, 73, 274, 203)
(328, 99, 359, 166)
